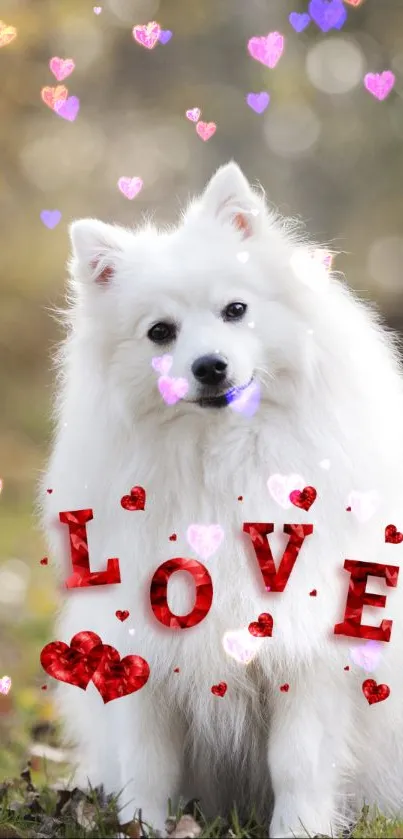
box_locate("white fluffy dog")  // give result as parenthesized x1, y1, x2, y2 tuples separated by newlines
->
(40, 162, 403, 837)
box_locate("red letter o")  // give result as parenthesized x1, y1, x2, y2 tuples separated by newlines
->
(150, 558, 213, 629)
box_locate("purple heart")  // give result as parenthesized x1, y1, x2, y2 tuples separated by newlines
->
(227, 380, 261, 418)
(246, 92, 270, 114)
(309, 0, 347, 32)
(40, 210, 62, 229)
(289, 12, 311, 32)
(54, 96, 80, 122)
(158, 30, 172, 44)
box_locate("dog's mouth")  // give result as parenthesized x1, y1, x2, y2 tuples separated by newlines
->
(195, 378, 255, 409)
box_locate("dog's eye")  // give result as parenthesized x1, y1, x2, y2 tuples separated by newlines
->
(147, 322, 177, 344)
(222, 302, 248, 322)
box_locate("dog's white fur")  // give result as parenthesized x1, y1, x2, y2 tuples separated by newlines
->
(40, 163, 403, 837)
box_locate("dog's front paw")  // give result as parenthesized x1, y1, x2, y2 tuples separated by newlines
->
(269, 805, 333, 838)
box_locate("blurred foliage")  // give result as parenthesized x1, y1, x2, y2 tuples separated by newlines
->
(1, 0, 403, 797)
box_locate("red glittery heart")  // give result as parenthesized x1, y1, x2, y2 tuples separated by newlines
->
(289, 486, 317, 511)
(120, 486, 146, 511)
(238, 496, 243, 501)
(169, 533, 177, 541)
(40, 631, 104, 690)
(248, 612, 273, 638)
(174, 667, 180, 673)
(344, 666, 350, 671)
(211, 681, 227, 697)
(309, 589, 317, 597)
(280, 683, 290, 692)
(40, 557, 48, 566)
(41, 685, 47, 690)
(362, 678, 390, 705)
(346, 506, 351, 511)
(89, 644, 150, 704)
(46, 488, 53, 494)
(385, 524, 403, 544)
(115, 610, 130, 622)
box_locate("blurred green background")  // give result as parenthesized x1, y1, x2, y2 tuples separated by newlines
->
(1, 0, 403, 784)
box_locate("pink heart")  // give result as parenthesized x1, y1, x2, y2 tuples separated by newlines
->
(223, 629, 263, 664)
(346, 490, 379, 523)
(350, 641, 382, 672)
(364, 71, 395, 101)
(186, 107, 201, 122)
(247, 31, 284, 69)
(267, 473, 306, 509)
(0, 676, 11, 695)
(118, 177, 143, 200)
(196, 121, 217, 141)
(54, 96, 80, 121)
(158, 375, 189, 405)
(93, 6, 102, 13)
(151, 354, 173, 375)
(49, 57, 75, 81)
(186, 524, 224, 560)
(132, 21, 160, 50)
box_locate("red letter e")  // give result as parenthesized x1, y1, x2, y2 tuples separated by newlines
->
(334, 559, 399, 642)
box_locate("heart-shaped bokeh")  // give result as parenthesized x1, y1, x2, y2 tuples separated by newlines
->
(151, 354, 173, 375)
(41, 85, 68, 110)
(132, 21, 160, 49)
(118, 176, 143, 200)
(186, 107, 201, 122)
(40, 210, 62, 229)
(246, 92, 270, 114)
(289, 12, 311, 31)
(159, 30, 172, 44)
(364, 71, 395, 101)
(222, 628, 264, 664)
(54, 96, 80, 121)
(247, 31, 284, 68)
(158, 375, 189, 405)
(186, 523, 224, 560)
(196, 121, 217, 141)
(309, 0, 347, 32)
(49, 57, 75, 81)
(267, 473, 306, 509)
(0, 21, 17, 48)
(0, 676, 11, 695)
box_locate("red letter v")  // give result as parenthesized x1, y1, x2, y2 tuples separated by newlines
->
(243, 523, 314, 592)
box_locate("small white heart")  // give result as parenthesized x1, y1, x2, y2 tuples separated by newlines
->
(237, 251, 250, 263)
(128, 628, 135, 636)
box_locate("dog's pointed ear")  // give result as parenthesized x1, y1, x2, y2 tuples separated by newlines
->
(69, 219, 125, 286)
(200, 162, 265, 240)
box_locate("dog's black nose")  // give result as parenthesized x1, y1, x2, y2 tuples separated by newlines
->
(191, 354, 228, 386)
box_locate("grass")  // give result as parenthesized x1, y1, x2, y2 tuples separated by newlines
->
(2, 770, 403, 839)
